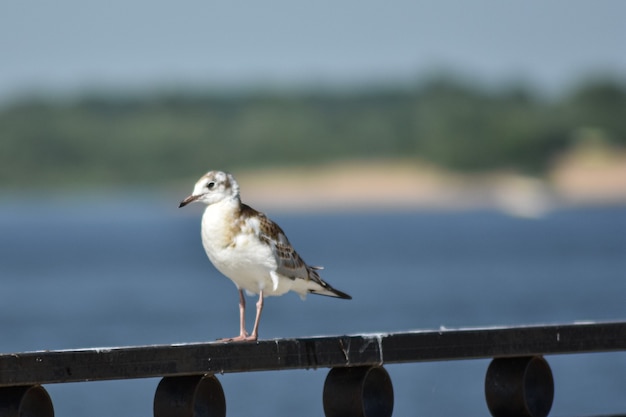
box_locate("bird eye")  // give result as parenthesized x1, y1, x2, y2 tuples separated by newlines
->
(206, 182, 215, 190)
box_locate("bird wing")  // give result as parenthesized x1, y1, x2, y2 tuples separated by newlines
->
(239, 204, 311, 281)
(238, 203, 351, 299)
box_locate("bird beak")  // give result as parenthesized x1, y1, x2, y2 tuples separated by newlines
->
(179, 194, 200, 208)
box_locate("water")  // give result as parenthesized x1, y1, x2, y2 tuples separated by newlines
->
(1, 195, 625, 416)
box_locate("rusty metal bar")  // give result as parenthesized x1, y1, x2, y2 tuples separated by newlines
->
(0, 321, 624, 387)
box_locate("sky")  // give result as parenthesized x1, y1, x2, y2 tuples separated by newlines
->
(1, 1, 625, 102)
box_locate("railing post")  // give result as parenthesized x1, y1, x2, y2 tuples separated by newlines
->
(153, 374, 226, 417)
(0, 385, 54, 417)
(485, 356, 554, 417)
(323, 366, 394, 417)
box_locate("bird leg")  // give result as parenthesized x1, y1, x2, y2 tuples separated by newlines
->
(218, 289, 249, 342)
(219, 289, 263, 342)
(237, 288, 248, 339)
(247, 290, 264, 341)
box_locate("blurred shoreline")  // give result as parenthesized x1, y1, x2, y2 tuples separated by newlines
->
(239, 147, 626, 217)
(3, 147, 624, 218)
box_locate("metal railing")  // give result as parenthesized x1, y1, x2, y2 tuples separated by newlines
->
(1, 321, 625, 417)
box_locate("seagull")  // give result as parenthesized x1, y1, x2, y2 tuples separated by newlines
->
(179, 170, 351, 342)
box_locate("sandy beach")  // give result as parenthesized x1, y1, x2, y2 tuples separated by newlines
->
(238, 147, 626, 216)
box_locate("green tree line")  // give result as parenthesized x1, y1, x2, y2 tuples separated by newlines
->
(1, 77, 624, 188)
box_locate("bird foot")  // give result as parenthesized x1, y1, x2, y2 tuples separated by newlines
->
(218, 333, 258, 343)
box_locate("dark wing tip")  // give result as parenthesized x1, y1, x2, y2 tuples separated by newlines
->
(306, 265, 351, 299)
(332, 288, 352, 300)
(308, 287, 352, 299)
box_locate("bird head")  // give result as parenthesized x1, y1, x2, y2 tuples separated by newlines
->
(179, 170, 240, 208)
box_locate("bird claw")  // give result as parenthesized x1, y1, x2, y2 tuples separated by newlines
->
(218, 334, 258, 343)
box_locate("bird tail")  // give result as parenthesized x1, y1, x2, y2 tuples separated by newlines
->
(306, 266, 352, 299)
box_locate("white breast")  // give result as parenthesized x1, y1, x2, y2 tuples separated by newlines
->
(199, 200, 293, 296)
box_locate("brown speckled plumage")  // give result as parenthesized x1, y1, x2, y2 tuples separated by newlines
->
(180, 170, 351, 341)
